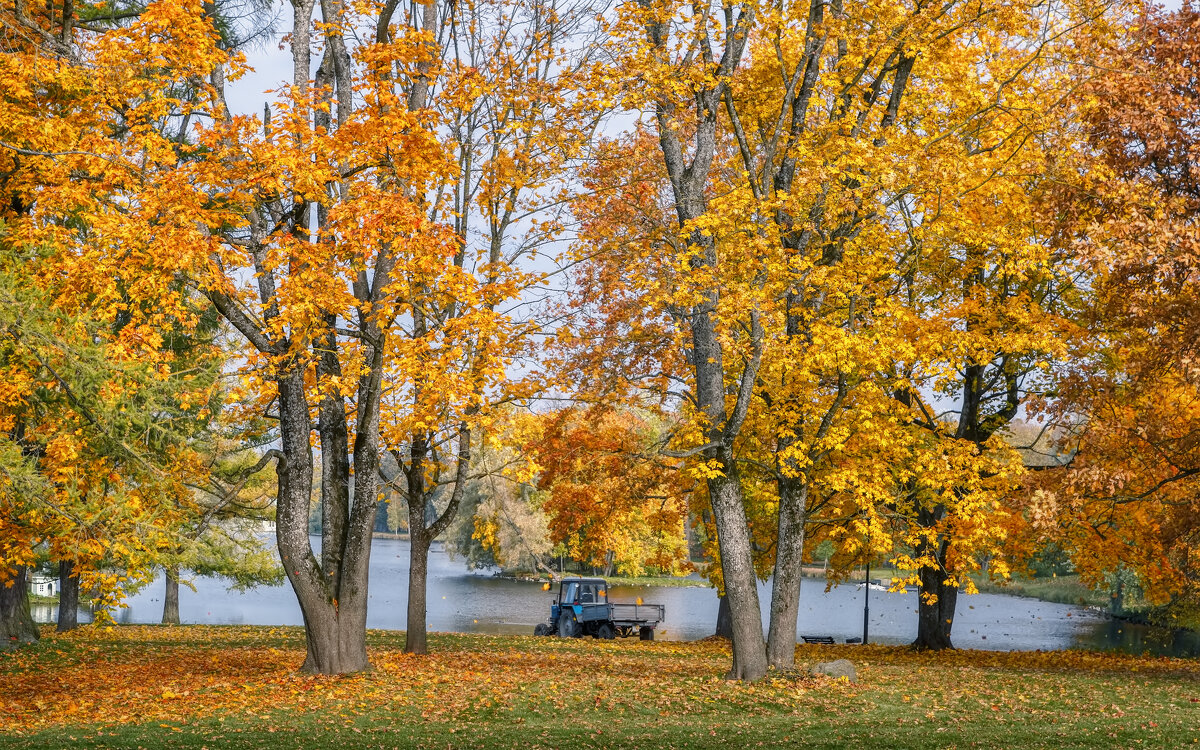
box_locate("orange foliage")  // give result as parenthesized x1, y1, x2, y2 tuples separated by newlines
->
(527, 407, 691, 575)
(1034, 4, 1200, 606)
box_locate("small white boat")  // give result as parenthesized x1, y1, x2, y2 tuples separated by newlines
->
(856, 580, 901, 593)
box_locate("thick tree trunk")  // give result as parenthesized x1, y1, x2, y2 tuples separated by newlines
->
(715, 593, 733, 638)
(2, 567, 39, 649)
(914, 563, 958, 650)
(281, 497, 374, 675)
(275, 371, 372, 675)
(57, 561, 79, 632)
(162, 566, 180, 625)
(287, 534, 372, 674)
(708, 469, 768, 681)
(406, 533, 430, 654)
(767, 479, 807, 669)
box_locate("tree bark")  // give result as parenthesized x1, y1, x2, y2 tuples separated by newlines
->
(708, 468, 768, 681)
(162, 566, 180, 625)
(400, 426, 470, 655)
(2, 567, 39, 649)
(57, 560, 79, 632)
(715, 593, 733, 639)
(275, 370, 372, 675)
(913, 558, 958, 651)
(637, 0, 764, 681)
(406, 531, 430, 654)
(766, 479, 807, 669)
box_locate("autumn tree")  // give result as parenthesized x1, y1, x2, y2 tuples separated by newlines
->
(886, 190, 1081, 650)
(0, 244, 217, 644)
(374, 0, 601, 655)
(1032, 3, 1200, 617)
(6, 0, 606, 670)
(594, 0, 773, 681)
(0, 0, 407, 672)
(712, 0, 929, 667)
(0, 0, 290, 637)
(525, 406, 691, 576)
(580, 0, 1115, 670)
(793, 4, 1106, 650)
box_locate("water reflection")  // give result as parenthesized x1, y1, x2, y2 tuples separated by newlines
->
(31, 537, 1197, 657)
(1075, 616, 1200, 658)
(30, 602, 93, 626)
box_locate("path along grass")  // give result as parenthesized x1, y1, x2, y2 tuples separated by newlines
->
(1, 625, 1197, 749)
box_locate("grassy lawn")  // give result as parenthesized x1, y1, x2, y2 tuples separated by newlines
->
(598, 574, 708, 588)
(503, 571, 711, 587)
(2, 625, 1197, 749)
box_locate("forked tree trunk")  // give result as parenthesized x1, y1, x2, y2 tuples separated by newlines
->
(275, 371, 374, 675)
(201, 0, 389, 676)
(400, 427, 470, 656)
(767, 479, 807, 669)
(280, 520, 373, 674)
(162, 566, 180, 625)
(57, 561, 79, 632)
(914, 557, 958, 651)
(2, 567, 39, 649)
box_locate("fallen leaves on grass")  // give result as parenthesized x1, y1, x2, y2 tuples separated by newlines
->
(0, 626, 833, 735)
(0, 625, 1196, 742)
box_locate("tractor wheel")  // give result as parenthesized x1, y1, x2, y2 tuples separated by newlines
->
(639, 626, 654, 641)
(534, 623, 549, 637)
(597, 623, 615, 640)
(557, 614, 579, 638)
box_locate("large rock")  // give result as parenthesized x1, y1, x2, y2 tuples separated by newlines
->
(810, 659, 856, 683)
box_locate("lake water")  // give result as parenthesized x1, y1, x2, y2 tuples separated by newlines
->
(33, 537, 1200, 657)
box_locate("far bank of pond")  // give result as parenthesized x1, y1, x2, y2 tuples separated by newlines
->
(32, 537, 1200, 658)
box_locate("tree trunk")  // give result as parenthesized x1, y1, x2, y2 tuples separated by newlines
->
(398, 425, 470, 656)
(2, 567, 39, 650)
(275, 371, 372, 675)
(406, 532, 430, 654)
(708, 469, 768, 681)
(914, 563, 958, 650)
(162, 566, 180, 625)
(767, 479, 807, 669)
(715, 593, 733, 639)
(57, 561, 79, 632)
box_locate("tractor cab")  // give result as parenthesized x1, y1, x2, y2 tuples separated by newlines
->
(548, 577, 609, 638)
(558, 578, 607, 607)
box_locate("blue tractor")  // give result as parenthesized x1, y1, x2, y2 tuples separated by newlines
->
(534, 577, 664, 640)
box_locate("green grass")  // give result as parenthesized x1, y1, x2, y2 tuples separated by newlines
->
(972, 574, 1115, 608)
(508, 571, 710, 587)
(3, 625, 1198, 749)
(969, 574, 1156, 615)
(600, 574, 708, 587)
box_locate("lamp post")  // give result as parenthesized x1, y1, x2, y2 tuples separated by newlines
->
(862, 556, 870, 646)
(862, 520, 871, 646)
